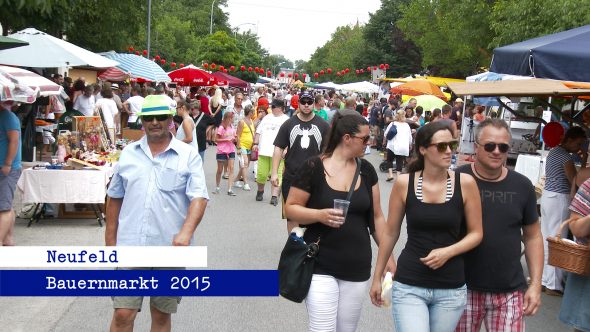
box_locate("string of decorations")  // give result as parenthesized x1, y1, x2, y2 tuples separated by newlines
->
(127, 46, 390, 79)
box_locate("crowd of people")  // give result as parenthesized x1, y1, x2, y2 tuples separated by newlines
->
(2, 75, 590, 332)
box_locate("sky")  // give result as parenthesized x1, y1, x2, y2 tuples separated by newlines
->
(224, 0, 383, 63)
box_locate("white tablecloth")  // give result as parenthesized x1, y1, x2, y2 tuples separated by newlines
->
(17, 169, 110, 204)
(514, 154, 544, 185)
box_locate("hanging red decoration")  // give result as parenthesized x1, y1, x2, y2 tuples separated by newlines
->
(254, 67, 259, 72)
(379, 63, 385, 69)
(302, 73, 307, 78)
(180, 63, 185, 68)
(211, 63, 216, 69)
(248, 66, 253, 72)
(203, 63, 209, 68)
(360, 69, 364, 73)
(336, 72, 341, 77)
(230, 65, 235, 71)
(373, 66, 377, 70)
(294, 73, 299, 79)
(128, 46, 134, 52)
(320, 70, 325, 75)
(313, 72, 319, 78)
(355, 69, 360, 74)
(287, 73, 292, 78)
(327, 68, 332, 74)
(135, 51, 140, 55)
(160, 59, 166, 65)
(345, 68, 350, 73)
(279, 72, 285, 77)
(142, 50, 148, 56)
(385, 63, 390, 69)
(223, 69, 228, 73)
(171, 62, 176, 68)
(266, 70, 271, 77)
(219, 65, 225, 71)
(240, 65, 246, 71)
(155, 55, 161, 61)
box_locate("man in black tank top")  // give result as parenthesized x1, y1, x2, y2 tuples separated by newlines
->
(456, 119, 543, 331)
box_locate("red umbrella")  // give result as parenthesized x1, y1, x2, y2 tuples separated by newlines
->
(168, 65, 217, 86)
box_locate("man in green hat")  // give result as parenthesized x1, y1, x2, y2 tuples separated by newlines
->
(105, 94, 209, 331)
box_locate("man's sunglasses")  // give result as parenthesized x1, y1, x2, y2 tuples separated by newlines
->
(428, 141, 459, 153)
(141, 114, 170, 122)
(300, 99, 313, 105)
(479, 142, 510, 153)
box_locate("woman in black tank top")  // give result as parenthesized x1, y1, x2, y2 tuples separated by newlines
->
(369, 121, 483, 332)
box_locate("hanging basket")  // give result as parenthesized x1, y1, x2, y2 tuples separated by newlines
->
(547, 219, 590, 276)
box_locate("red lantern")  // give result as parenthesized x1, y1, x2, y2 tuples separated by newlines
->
(367, 66, 371, 71)
(203, 63, 209, 68)
(180, 63, 185, 68)
(360, 69, 364, 73)
(355, 69, 360, 74)
(320, 70, 325, 75)
(248, 66, 253, 72)
(160, 59, 166, 65)
(279, 72, 285, 77)
(327, 68, 332, 74)
(385, 63, 390, 69)
(266, 70, 271, 76)
(314, 72, 319, 78)
(294, 73, 299, 79)
(336, 72, 341, 77)
(219, 65, 225, 71)
(128, 46, 134, 52)
(171, 62, 176, 68)
(211, 63, 216, 69)
(254, 67, 259, 72)
(373, 66, 377, 70)
(287, 73, 292, 78)
(240, 65, 246, 71)
(155, 55, 161, 61)
(142, 50, 148, 56)
(135, 51, 140, 55)
(230, 65, 235, 71)
(223, 69, 228, 73)
(379, 63, 385, 69)
(345, 68, 350, 73)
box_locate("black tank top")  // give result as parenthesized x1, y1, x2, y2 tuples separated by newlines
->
(394, 171, 467, 288)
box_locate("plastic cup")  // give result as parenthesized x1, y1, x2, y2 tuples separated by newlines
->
(333, 199, 350, 221)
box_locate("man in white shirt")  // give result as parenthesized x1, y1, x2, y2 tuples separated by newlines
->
(123, 86, 144, 129)
(73, 85, 95, 116)
(252, 99, 290, 205)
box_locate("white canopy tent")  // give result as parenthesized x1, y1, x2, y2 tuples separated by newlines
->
(0, 28, 118, 68)
(338, 81, 379, 94)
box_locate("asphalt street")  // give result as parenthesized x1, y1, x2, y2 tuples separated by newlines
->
(1, 148, 569, 331)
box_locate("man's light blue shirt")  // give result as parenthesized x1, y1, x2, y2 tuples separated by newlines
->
(107, 135, 208, 246)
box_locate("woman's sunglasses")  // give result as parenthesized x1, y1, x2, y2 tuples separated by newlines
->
(351, 135, 371, 144)
(428, 141, 459, 153)
(141, 114, 170, 122)
(480, 142, 510, 153)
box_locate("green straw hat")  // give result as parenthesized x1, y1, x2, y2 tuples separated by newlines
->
(138, 95, 175, 116)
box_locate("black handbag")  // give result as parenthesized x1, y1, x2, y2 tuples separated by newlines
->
(278, 158, 361, 302)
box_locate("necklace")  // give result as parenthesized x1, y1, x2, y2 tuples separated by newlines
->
(473, 164, 503, 181)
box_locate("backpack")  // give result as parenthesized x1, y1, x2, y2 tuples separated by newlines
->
(386, 123, 397, 140)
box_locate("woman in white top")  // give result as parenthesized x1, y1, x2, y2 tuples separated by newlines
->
(175, 100, 198, 151)
(384, 110, 413, 181)
(94, 87, 119, 142)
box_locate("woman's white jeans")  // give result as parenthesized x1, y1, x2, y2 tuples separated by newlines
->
(305, 274, 369, 332)
(540, 189, 571, 291)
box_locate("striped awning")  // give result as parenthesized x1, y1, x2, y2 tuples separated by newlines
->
(100, 51, 170, 82)
(0, 65, 61, 103)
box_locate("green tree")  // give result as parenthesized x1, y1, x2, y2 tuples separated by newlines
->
(489, 0, 590, 48)
(398, 0, 493, 77)
(362, 0, 422, 78)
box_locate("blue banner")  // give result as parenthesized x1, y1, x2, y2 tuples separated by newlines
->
(0, 270, 279, 296)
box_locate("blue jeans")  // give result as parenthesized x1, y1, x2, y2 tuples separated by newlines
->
(392, 281, 467, 332)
